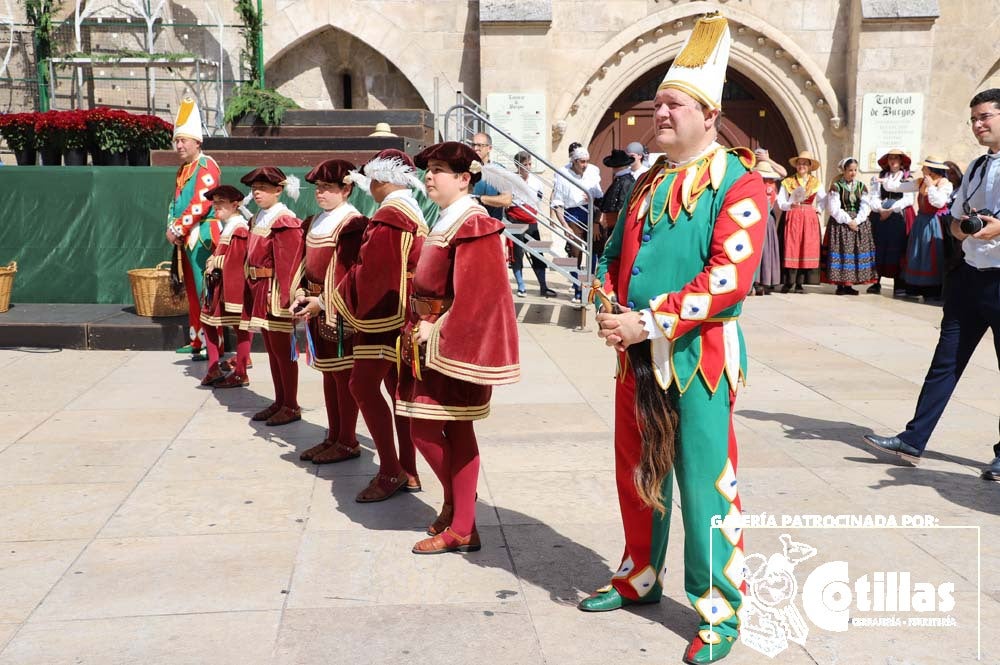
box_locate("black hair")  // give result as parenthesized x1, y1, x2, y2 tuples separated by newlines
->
(568, 142, 582, 156)
(970, 88, 1000, 109)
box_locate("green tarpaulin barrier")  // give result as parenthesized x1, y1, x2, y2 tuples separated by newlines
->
(0, 166, 439, 304)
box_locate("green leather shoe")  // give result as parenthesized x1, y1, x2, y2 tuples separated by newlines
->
(683, 632, 736, 664)
(175, 344, 195, 354)
(577, 586, 659, 612)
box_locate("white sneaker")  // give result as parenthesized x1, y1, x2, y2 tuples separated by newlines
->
(570, 296, 582, 305)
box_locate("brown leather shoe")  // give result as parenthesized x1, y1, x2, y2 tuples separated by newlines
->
(266, 406, 302, 426)
(427, 503, 453, 536)
(200, 366, 226, 387)
(215, 374, 249, 389)
(403, 473, 422, 492)
(355, 472, 407, 503)
(219, 358, 253, 372)
(412, 527, 481, 554)
(312, 441, 361, 465)
(252, 403, 280, 421)
(300, 439, 334, 461)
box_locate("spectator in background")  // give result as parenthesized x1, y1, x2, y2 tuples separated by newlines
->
(598, 149, 635, 230)
(822, 157, 876, 295)
(552, 144, 604, 304)
(881, 157, 954, 300)
(867, 148, 915, 296)
(753, 160, 783, 294)
(507, 150, 557, 297)
(469, 132, 512, 220)
(755, 147, 788, 178)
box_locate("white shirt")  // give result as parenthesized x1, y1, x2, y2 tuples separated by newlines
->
(309, 202, 360, 237)
(219, 213, 249, 239)
(552, 163, 603, 209)
(381, 188, 426, 225)
(826, 180, 871, 225)
(513, 172, 545, 207)
(951, 151, 1000, 269)
(253, 202, 289, 229)
(880, 177, 953, 209)
(868, 170, 915, 214)
(776, 177, 827, 212)
(432, 194, 478, 237)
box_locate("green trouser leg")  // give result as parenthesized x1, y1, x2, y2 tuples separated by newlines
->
(182, 229, 214, 347)
(673, 377, 743, 643)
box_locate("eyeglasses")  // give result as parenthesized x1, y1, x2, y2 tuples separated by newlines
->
(470, 142, 490, 148)
(969, 112, 999, 126)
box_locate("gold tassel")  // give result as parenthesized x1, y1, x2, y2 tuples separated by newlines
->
(674, 13, 727, 68)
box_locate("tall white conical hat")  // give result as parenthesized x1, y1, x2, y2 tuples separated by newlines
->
(658, 12, 731, 111)
(172, 97, 203, 142)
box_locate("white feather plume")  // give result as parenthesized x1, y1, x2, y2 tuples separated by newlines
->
(238, 192, 254, 221)
(480, 162, 539, 205)
(282, 174, 301, 201)
(347, 169, 370, 194)
(363, 156, 419, 189)
(406, 172, 427, 195)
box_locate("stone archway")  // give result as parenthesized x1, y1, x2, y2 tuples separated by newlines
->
(552, 2, 846, 179)
(262, 7, 442, 113)
(266, 26, 426, 111)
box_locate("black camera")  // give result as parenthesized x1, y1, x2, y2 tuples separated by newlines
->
(961, 209, 997, 235)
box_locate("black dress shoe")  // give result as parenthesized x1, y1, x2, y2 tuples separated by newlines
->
(983, 443, 1000, 481)
(780, 284, 792, 294)
(862, 434, 921, 465)
(866, 283, 881, 294)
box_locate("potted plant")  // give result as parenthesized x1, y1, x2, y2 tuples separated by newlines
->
(58, 110, 90, 166)
(224, 84, 299, 128)
(0, 113, 38, 165)
(88, 107, 131, 165)
(33, 111, 62, 165)
(129, 114, 172, 166)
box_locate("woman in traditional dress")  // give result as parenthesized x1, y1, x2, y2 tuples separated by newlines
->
(239, 167, 305, 426)
(397, 141, 520, 554)
(822, 158, 877, 295)
(777, 150, 825, 293)
(882, 156, 954, 300)
(293, 160, 367, 463)
(867, 148, 915, 296)
(752, 160, 782, 294)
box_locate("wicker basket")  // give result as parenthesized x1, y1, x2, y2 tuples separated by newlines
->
(0, 261, 16, 313)
(127, 261, 188, 317)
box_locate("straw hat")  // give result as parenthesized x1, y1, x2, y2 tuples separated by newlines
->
(788, 150, 821, 172)
(754, 160, 782, 180)
(368, 122, 397, 138)
(918, 155, 948, 172)
(877, 148, 911, 171)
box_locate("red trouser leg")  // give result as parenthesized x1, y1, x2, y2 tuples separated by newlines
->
(410, 417, 453, 504)
(333, 367, 360, 445)
(180, 252, 202, 349)
(445, 420, 480, 537)
(349, 358, 401, 477)
(384, 364, 417, 477)
(233, 328, 251, 379)
(261, 330, 284, 407)
(203, 325, 222, 369)
(610, 369, 672, 601)
(263, 330, 298, 409)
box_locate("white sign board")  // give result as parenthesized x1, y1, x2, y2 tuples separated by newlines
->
(486, 92, 547, 171)
(859, 92, 924, 172)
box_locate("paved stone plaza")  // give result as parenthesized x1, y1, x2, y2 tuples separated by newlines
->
(0, 288, 997, 664)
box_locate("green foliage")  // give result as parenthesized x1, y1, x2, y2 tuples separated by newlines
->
(224, 84, 299, 127)
(22, 0, 61, 60)
(61, 50, 197, 63)
(234, 0, 263, 84)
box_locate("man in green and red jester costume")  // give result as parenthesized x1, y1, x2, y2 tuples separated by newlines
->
(586, 12, 767, 664)
(166, 97, 223, 359)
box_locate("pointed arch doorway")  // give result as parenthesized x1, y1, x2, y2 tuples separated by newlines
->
(587, 63, 797, 186)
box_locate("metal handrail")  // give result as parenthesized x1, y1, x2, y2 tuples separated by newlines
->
(442, 102, 595, 328)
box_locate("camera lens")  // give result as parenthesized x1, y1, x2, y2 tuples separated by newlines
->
(961, 213, 984, 235)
